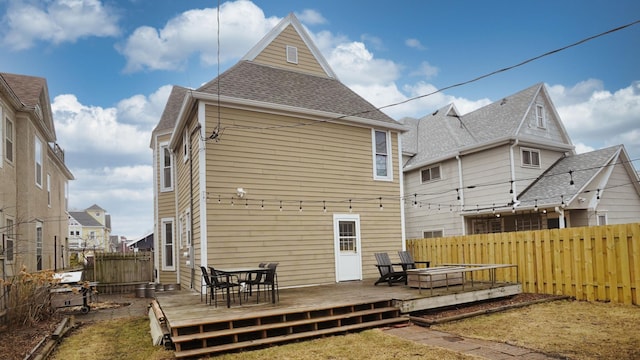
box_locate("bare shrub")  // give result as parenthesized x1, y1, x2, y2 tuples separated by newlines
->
(0, 266, 58, 327)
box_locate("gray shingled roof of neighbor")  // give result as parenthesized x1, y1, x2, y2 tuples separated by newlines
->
(69, 212, 103, 227)
(402, 83, 544, 170)
(197, 61, 398, 125)
(518, 145, 622, 207)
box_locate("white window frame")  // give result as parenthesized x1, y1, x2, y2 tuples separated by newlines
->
(420, 165, 442, 183)
(422, 229, 444, 238)
(161, 218, 175, 271)
(183, 130, 190, 163)
(5, 217, 14, 264)
(521, 147, 541, 168)
(47, 174, 51, 207)
(535, 104, 546, 128)
(286, 45, 298, 64)
(597, 212, 608, 226)
(5, 114, 13, 164)
(160, 144, 173, 192)
(35, 136, 43, 188)
(372, 129, 392, 181)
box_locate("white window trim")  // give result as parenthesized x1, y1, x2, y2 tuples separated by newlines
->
(420, 164, 442, 184)
(422, 229, 444, 238)
(286, 45, 298, 64)
(160, 143, 173, 192)
(596, 211, 608, 226)
(535, 103, 546, 129)
(161, 217, 176, 271)
(183, 130, 190, 163)
(372, 129, 393, 181)
(36, 221, 43, 271)
(521, 147, 541, 168)
(35, 136, 43, 188)
(47, 174, 51, 207)
(5, 116, 13, 164)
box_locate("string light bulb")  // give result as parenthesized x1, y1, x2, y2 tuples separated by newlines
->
(379, 197, 383, 211)
(299, 201, 303, 212)
(261, 200, 264, 210)
(349, 199, 352, 213)
(323, 200, 327, 213)
(569, 170, 575, 186)
(279, 200, 282, 212)
(534, 199, 538, 212)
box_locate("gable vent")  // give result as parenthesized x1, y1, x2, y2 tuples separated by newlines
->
(286, 45, 298, 64)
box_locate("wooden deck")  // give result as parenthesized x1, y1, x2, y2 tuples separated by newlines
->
(154, 276, 521, 358)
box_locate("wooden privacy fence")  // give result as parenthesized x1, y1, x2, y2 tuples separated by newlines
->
(407, 223, 640, 305)
(84, 252, 154, 293)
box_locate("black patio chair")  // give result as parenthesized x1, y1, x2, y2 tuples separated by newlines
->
(256, 262, 279, 303)
(374, 252, 406, 286)
(398, 250, 430, 271)
(209, 267, 243, 307)
(243, 263, 267, 302)
(200, 266, 216, 305)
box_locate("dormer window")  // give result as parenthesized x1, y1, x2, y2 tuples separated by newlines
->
(535, 104, 546, 128)
(286, 45, 298, 64)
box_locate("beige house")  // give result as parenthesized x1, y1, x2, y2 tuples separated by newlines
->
(402, 83, 640, 237)
(0, 72, 74, 274)
(68, 204, 112, 254)
(150, 14, 407, 291)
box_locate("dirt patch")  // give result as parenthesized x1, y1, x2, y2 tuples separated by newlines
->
(411, 293, 563, 324)
(0, 300, 131, 360)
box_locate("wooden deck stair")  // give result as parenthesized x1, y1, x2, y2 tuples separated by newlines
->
(168, 299, 407, 358)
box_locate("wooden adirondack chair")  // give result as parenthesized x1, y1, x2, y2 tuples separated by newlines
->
(397, 250, 430, 271)
(374, 252, 406, 286)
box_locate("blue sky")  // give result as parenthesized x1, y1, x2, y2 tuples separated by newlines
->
(1, 0, 638, 239)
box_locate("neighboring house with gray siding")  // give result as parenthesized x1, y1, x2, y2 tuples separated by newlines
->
(402, 83, 640, 238)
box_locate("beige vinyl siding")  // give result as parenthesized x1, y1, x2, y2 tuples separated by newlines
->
(154, 133, 179, 284)
(253, 25, 327, 77)
(596, 162, 640, 224)
(404, 158, 462, 239)
(202, 105, 403, 287)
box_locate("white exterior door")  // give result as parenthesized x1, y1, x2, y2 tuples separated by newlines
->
(333, 214, 362, 281)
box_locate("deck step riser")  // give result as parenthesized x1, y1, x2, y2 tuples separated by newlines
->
(170, 300, 407, 358)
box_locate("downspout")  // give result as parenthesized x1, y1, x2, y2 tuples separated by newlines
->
(398, 134, 406, 251)
(456, 155, 466, 235)
(509, 139, 520, 207)
(188, 122, 203, 290)
(555, 206, 566, 228)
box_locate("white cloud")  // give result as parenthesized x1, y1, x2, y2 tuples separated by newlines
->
(1, 0, 119, 50)
(405, 38, 425, 50)
(52, 94, 151, 157)
(295, 9, 326, 25)
(409, 61, 439, 79)
(328, 41, 400, 86)
(117, 0, 280, 72)
(550, 81, 640, 161)
(117, 85, 172, 124)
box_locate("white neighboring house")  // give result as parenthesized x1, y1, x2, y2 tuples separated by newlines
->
(402, 83, 640, 238)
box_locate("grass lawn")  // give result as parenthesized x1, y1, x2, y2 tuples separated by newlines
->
(51, 299, 639, 360)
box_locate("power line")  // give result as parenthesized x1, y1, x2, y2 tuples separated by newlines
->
(213, 19, 640, 134)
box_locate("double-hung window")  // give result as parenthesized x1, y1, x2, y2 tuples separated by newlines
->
(36, 221, 43, 271)
(372, 129, 392, 180)
(35, 136, 43, 187)
(521, 148, 541, 168)
(535, 104, 546, 128)
(160, 144, 173, 191)
(5, 116, 13, 164)
(5, 218, 14, 263)
(161, 218, 175, 270)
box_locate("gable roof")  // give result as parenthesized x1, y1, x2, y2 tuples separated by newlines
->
(403, 83, 574, 171)
(197, 61, 398, 125)
(69, 211, 103, 227)
(517, 145, 639, 208)
(242, 13, 336, 79)
(0, 72, 57, 142)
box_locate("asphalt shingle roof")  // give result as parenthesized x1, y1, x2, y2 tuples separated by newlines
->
(0, 72, 46, 107)
(69, 212, 103, 227)
(198, 61, 398, 124)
